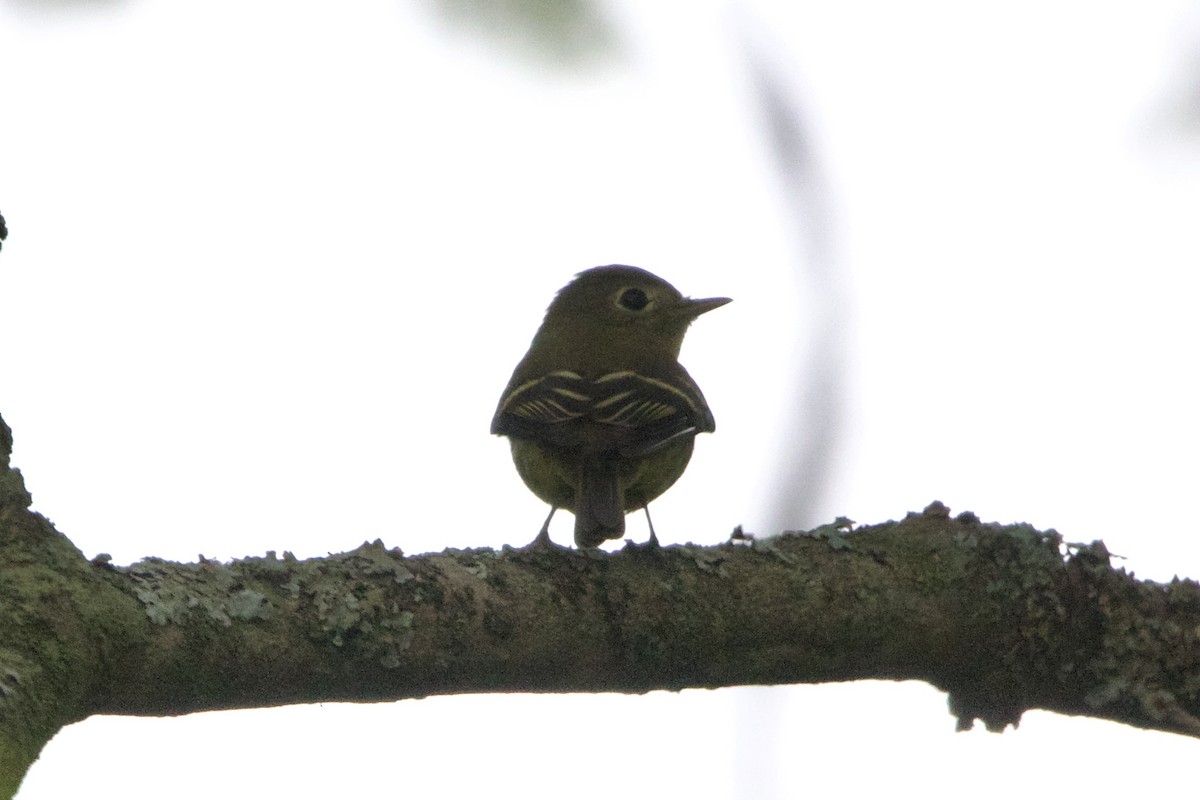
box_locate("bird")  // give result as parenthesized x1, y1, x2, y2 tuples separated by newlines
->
(491, 264, 729, 548)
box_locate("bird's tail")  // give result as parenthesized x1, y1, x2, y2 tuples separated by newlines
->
(575, 459, 625, 547)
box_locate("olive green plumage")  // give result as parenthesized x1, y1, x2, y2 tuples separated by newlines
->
(491, 264, 729, 548)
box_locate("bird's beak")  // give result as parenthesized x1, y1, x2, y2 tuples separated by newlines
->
(684, 296, 732, 317)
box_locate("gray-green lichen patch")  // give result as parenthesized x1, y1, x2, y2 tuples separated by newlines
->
(226, 589, 270, 622)
(309, 585, 415, 668)
(724, 516, 859, 564)
(122, 541, 425, 669)
(799, 516, 856, 551)
(343, 539, 415, 585)
(123, 558, 273, 627)
(280, 540, 421, 669)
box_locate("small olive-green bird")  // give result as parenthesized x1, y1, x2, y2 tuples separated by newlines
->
(491, 265, 730, 548)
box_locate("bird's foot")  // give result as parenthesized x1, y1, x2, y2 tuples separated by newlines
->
(520, 526, 567, 552)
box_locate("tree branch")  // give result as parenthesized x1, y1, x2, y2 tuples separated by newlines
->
(2, 409, 1199, 798)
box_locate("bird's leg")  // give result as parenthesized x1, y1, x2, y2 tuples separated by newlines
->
(522, 506, 560, 551)
(643, 506, 660, 548)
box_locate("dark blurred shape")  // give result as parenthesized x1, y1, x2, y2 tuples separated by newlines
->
(735, 34, 847, 800)
(0, 209, 7, 252)
(425, 0, 620, 67)
(745, 39, 846, 533)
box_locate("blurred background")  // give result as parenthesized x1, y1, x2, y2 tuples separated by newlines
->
(2, 1, 1199, 797)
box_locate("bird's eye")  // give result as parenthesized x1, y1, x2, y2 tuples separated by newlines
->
(617, 287, 650, 311)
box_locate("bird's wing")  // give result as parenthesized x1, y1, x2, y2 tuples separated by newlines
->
(491, 368, 713, 457)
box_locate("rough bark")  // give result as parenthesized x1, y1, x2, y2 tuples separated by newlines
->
(2, 410, 1199, 798)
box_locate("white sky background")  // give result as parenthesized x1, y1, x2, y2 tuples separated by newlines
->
(2, 1, 1200, 797)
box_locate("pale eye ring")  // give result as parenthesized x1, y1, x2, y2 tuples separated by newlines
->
(617, 287, 650, 311)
